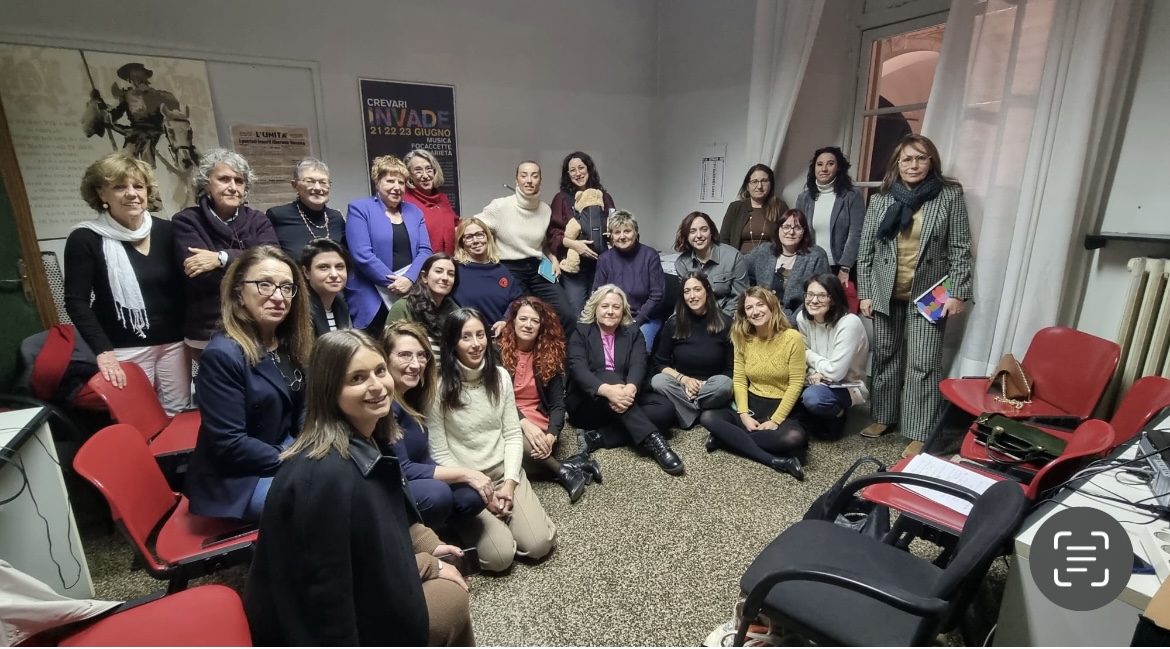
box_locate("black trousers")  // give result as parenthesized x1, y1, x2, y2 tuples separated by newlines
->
(502, 258, 575, 335)
(566, 371, 675, 448)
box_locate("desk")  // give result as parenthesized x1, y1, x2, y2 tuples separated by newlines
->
(0, 407, 94, 598)
(994, 444, 1165, 646)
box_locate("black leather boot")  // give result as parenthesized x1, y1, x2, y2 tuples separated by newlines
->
(643, 432, 684, 476)
(563, 453, 603, 485)
(705, 432, 720, 453)
(771, 456, 805, 481)
(555, 463, 587, 503)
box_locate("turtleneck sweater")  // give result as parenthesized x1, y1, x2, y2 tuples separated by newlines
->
(593, 241, 665, 325)
(424, 359, 523, 484)
(811, 181, 837, 264)
(404, 186, 460, 256)
(474, 188, 552, 261)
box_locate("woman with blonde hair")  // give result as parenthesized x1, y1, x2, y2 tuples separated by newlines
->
(450, 217, 524, 327)
(345, 155, 434, 335)
(244, 329, 474, 646)
(67, 151, 189, 412)
(404, 149, 461, 256)
(698, 287, 807, 480)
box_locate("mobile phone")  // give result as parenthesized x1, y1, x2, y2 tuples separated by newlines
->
(437, 547, 481, 576)
(200, 524, 258, 549)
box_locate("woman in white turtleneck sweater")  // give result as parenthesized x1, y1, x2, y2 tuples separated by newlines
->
(794, 274, 869, 441)
(426, 307, 556, 573)
(795, 146, 865, 287)
(474, 160, 575, 333)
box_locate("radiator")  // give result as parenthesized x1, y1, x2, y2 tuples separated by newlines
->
(1104, 258, 1170, 415)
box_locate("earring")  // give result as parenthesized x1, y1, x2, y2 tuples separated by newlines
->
(102, 202, 109, 209)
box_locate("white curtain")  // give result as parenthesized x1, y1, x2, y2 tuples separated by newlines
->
(744, 0, 825, 169)
(922, 0, 1144, 376)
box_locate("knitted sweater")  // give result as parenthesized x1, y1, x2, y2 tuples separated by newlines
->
(733, 328, 806, 423)
(404, 186, 460, 256)
(474, 189, 551, 261)
(593, 242, 664, 325)
(451, 261, 525, 325)
(425, 360, 523, 484)
(795, 311, 870, 405)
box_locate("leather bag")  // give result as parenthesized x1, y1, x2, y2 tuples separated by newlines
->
(987, 353, 1033, 408)
(972, 413, 1066, 464)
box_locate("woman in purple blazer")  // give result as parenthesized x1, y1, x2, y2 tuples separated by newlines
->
(345, 155, 433, 336)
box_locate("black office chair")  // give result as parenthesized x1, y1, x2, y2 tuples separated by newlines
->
(736, 476, 1028, 646)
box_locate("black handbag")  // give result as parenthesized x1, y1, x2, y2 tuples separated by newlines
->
(803, 456, 890, 540)
(971, 413, 1066, 465)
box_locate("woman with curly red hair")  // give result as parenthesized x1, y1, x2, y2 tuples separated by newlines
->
(497, 296, 597, 503)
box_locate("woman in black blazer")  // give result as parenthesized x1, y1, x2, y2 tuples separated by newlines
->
(184, 246, 313, 521)
(300, 238, 352, 337)
(566, 285, 682, 476)
(497, 296, 595, 503)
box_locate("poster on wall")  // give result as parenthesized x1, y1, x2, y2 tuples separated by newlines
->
(358, 79, 460, 214)
(0, 44, 219, 240)
(230, 124, 311, 213)
(699, 143, 726, 203)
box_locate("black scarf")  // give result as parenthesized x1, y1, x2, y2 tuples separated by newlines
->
(877, 175, 943, 241)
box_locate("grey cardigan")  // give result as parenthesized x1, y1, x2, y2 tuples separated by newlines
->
(745, 244, 831, 322)
(795, 187, 865, 269)
(674, 242, 749, 318)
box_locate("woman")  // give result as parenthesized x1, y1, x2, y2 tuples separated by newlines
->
(745, 209, 831, 322)
(592, 210, 665, 349)
(474, 161, 574, 333)
(404, 149, 460, 256)
(795, 274, 869, 441)
(567, 285, 682, 476)
(698, 287, 807, 481)
(674, 211, 749, 318)
(547, 152, 616, 317)
(300, 238, 352, 337)
(426, 308, 557, 573)
(450, 217, 524, 327)
(497, 296, 595, 503)
(384, 321, 488, 530)
(856, 134, 973, 449)
(795, 146, 865, 285)
(346, 155, 434, 335)
(266, 157, 346, 258)
(183, 246, 313, 521)
(172, 149, 280, 358)
(650, 273, 734, 429)
(719, 164, 789, 254)
(66, 152, 189, 413)
(387, 253, 460, 353)
(243, 330, 474, 647)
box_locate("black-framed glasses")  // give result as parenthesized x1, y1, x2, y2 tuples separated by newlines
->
(461, 231, 487, 242)
(805, 291, 830, 302)
(393, 350, 431, 364)
(780, 224, 804, 232)
(244, 280, 298, 298)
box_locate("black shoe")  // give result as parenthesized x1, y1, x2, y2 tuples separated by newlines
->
(577, 429, 602, 454)
(705, 433, 719, 453)
(555, 464, 587, 503)
(643, 432, 685, 476)
(564, 453, 603, 485)
(771, 456, 805, 482)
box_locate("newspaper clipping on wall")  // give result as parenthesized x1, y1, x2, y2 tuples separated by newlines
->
(230, 124, 311, 212)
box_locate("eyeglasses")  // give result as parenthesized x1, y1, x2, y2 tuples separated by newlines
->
(780, 224, 804, 233)
(898, 154, 931, 167)
(747, 179, 770, 187)
(410, 165, 435, 177)
(299, 178, 331, 188)
(461, 231, 487, 242)
(393, 350, 431, 364)
(243, 280, 298, 298)
(805, 291, 830, 302)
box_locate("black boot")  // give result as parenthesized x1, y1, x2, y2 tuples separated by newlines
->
(563, 453, 603, 485)
(643, 432, 684, 476)
(705, 432, 720, 453)
(771, 456, 805, 481)
(555, 463, 587, 503)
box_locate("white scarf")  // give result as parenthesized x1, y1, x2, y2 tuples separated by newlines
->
(72, 211, 152, 338)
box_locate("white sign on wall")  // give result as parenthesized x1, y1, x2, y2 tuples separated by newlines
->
(699, 143, 726, 203)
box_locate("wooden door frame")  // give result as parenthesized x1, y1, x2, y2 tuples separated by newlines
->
(0, 95, 58, 328)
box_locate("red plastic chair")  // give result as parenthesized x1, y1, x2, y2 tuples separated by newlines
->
(58, 585, 252, 646)
(86, 361, 200, 455)
(72, 424, 257, 593)
(864, 419, 1116, 534)
(1107, 375, 1170, 445)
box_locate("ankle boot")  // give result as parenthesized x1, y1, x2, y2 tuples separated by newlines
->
(705, 432, 720, 453)
(771, 456, 805, 482)
(643, 432, 685, 476)
(555, 463, 587, 503)
(564, 453, 603, 485)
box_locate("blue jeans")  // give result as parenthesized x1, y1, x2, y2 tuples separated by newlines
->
(242, 435, 295, 522)
(640, 320, 663, 353)
(801, 384, 851, 441)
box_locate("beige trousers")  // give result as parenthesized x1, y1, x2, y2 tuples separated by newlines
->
(460, 471, 556, 572)
(423, 577, 475, 646)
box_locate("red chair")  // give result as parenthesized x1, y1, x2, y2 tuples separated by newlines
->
(1107, 375, 1170, 445)
(58, 585, 252, 646)
(72, 424, 257, 593)
(863, 419, 1116, 534)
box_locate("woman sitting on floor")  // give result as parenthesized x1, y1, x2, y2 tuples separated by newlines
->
(387, 253, 460, 353)
(426, 308, 557, 573)
(649, 272, 734, 429)
(243, 329, 474, 646)
(794, 274, 869, 441)
(698, 286, 807, 481)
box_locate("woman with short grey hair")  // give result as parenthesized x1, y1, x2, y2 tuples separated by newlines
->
(266, 156, 346, 257)
(591, 209, 665, 349)
(403, 148, 460, 255)
(172, 147, 279, 357)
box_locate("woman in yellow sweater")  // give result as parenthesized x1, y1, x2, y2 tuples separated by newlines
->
(698, 286, 807, 480)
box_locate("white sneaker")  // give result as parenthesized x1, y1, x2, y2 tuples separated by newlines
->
(702, 619, 784, 647)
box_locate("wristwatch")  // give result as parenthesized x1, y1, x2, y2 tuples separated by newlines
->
(218, 251, 228, 267)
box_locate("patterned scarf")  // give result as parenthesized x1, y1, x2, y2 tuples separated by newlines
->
(877, 175, 942, 241)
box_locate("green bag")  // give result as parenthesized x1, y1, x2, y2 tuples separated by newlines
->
(972, 413, 1067, 464)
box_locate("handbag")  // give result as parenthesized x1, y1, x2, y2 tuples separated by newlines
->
(971, 413, 1066, 464)
(803, 456, 890, 540)
(987, 353, 1033, 409)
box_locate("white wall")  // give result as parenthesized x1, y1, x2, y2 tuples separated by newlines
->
(1, 0, 659, 227)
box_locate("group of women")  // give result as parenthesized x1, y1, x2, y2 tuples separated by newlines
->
(64, 131, 972, 644)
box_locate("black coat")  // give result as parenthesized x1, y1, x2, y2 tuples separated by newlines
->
(244, 435, 429, 646)
(519, 370, 566, 435)
(567, 322, 648, 399)
(308, 291, 353, 338)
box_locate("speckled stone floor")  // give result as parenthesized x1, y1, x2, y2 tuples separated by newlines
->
(78, 408, 1001, 646)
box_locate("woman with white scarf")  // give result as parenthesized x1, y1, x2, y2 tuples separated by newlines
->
(65, 152, 190, 413)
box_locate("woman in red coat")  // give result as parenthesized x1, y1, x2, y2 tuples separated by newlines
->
(404, 149, 460, 256)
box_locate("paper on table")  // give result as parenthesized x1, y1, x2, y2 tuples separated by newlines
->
(376, 265, 412, 310)
(897, 454, 998, 516)
(1153, 410, 1170, 431)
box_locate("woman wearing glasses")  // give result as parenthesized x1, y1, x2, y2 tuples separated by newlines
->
(266, 157, 347, 258)
(404, 149, 461, 256)
(719, 164, 788, 254)
(856, 134, 972, 451)
(794, 274, 868, 440)
(184, 246, 313, 521)
(745, 209, 830, 323)
(450, 217, 524, 328)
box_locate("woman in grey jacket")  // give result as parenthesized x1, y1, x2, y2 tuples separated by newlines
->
(794, 146, 865, 286)
(745, 209, 830, 323)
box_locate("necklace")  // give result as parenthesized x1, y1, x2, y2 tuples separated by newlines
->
(296, 201, 331, 239)
(268, 349, 304, 391)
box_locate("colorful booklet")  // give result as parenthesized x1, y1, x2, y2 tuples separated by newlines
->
(915, 275, 951, 322)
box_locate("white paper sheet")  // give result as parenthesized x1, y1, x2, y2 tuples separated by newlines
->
(1153, 410, 1170, 431)
(897, 454, 999, 516)
(376, 264, 412, 310)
